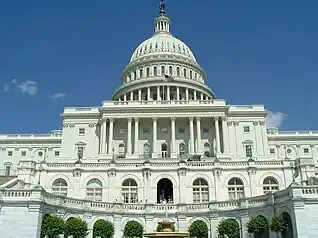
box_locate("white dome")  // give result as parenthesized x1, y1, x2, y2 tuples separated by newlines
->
(130, 33, 197, 63)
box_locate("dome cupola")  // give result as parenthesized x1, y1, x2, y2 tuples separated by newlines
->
(112, 0, 215, 102)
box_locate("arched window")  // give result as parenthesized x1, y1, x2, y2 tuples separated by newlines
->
(161, 66, 165, 75)
(169, 66, 173, 75)
(52, 178, 68, 196)
(154, 66, 158, 76)
(263, 177, 279, 194)
(139, 68, 143, 78)
(193, 178, 209, 203)
(176, 67, 180, 76)
(204, 143, 211, 157)
(190, 70, 193, 79)
(228, 177, 244, 200)
(122, 179, 138, 203)
(133, 71, 137, 80)
(179, 143, 186, 156)
(146, 67, 150, 77)
(183, 68, 187, 78)
(86, 179, 103, 201)
(143, 143, 151, 159)
(161, 143, 168, 158)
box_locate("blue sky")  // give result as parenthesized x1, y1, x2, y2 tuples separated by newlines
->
(0, 1, 317, 133)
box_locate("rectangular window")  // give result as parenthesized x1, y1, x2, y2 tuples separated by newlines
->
(245, 145, 252, 157)
(21, 151, 26, 156)
(119, 128, 127, 134)
(304, 148, 309, 153)
(8, 151, 13, 156)
(5, 166, 11, 176)
(55, 151, 60, 156)
(78, 128, 85, 135)
(143, 128, 150, 134)
(203, 128, 209, 134)
(269, 149, 275, 154)
(243, 126, 250, 133)
(161, 128, 168, 134)
(179, 128, 185, 134)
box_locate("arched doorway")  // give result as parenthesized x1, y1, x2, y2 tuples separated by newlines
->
(256, 215, 269, 238)
(157, 178, 173, 203)
(143, 143, 151, 159)
(283, 212, 293, 238)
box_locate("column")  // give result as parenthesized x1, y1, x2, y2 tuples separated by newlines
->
(134, 118, 139, 155)
(171, 117, 176, 157)
(196, 117, 202, 153)
(157, 86, 160, 100)
(167, 86, 170, 100)
(100, 119, 107, 154)
(194, 90, 197, 100)
(214, 117, 221, 154)
(130, 91, 133, 101)
(127, 118, 132, 155)
(152, 117, 158, 158)
(234, 121, 240, 156)
(189, 117, 194, 154)
(176, 87, 180, 100)
(185, 88, 189, 100)
(138, 89, 141, 101)
(147, 87, 151, 100)
(108, 118, 114, 154)
(124, 94, 127, 101)
(221, 117, 229, 155)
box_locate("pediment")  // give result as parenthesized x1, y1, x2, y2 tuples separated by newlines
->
(75, 141, 86, 146)
(242, 139, 254, 144)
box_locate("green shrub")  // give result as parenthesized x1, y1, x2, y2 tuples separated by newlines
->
(41, 214, 65, 238)
(123, 221, 143, 238)
(270, 216, 289, 234)
(156, 222, 175, 232)
(93, 219, 115, 238)
(246, 216, 268, 235)
(64, 218, 88, 238)
(188, 220, 208, 238)
(217, 218, 240, 238)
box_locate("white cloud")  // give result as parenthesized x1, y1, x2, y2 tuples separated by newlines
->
(50, 93, 67, 100)
(17, 80, 38, 96)
(4, 85, 10, 92)
(266, 111, 287, 128)
(11, 78, 17, 84)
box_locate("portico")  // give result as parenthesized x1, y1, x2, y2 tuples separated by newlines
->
(99, 116, 230, 159)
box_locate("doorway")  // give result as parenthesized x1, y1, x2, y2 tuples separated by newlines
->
(157, 178, 173, 203)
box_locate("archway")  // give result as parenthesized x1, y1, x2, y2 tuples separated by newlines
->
(161, 143, 168, 158)
(256, 215, 269, 238)
(157, 178, 173, 203)
(283, 212, 293, 238)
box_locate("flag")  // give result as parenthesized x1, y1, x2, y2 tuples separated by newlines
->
(164, 74, 174, 81)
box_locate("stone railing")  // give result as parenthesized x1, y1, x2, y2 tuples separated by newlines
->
(44, 159, 286, 170)
(1, 183, 316, 215)
(267, 127, 318, 136)
(0, 130, 62, 139)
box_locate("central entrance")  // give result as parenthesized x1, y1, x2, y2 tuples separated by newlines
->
(157, 178, 173, 203)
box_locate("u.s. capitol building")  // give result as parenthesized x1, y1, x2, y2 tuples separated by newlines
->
(1, 2, 318, 238)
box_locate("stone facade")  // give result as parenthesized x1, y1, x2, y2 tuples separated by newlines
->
(0, 2, 318, 238)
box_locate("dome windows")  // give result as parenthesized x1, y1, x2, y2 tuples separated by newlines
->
(176, 67, 180, 76)
(169, 66, 173, 75)
(154, 66, 158, 76)
(161, 66, 165, 75)
(146, 67, 150, 77)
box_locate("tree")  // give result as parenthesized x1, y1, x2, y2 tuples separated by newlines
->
(246, 216, 268, 238)
(123, 221, 143, 238)
(93, 220, 115, 238)
(41, 214, 65, 238)
(156, 222, 175, 232)
(269, 216, 289, 237)
(64, 218, 89, 238)
(217, 219, 240, 238)
(188, 220, 208, 238)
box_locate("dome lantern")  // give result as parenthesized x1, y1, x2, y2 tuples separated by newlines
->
(154, 0, 171, 35)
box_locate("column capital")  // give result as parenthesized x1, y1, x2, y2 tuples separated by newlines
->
(233, 121, 239, 126)
(227, 121, 233, 126)
(253, 121, 259, 126)
(189, 116, 194, 121)
(259, 121, 266, 126)
(220, 117, 227, 122)
(213, 116, 220, 122)
(109, 118, 115, 123)
(152, 117, 158, 122)
(195, 116, 201, 122)
(310, 144, 315, 148)
(134, 118, 140, 123)
(127, 117, 133, 122)
(170, 116, 176, 121)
